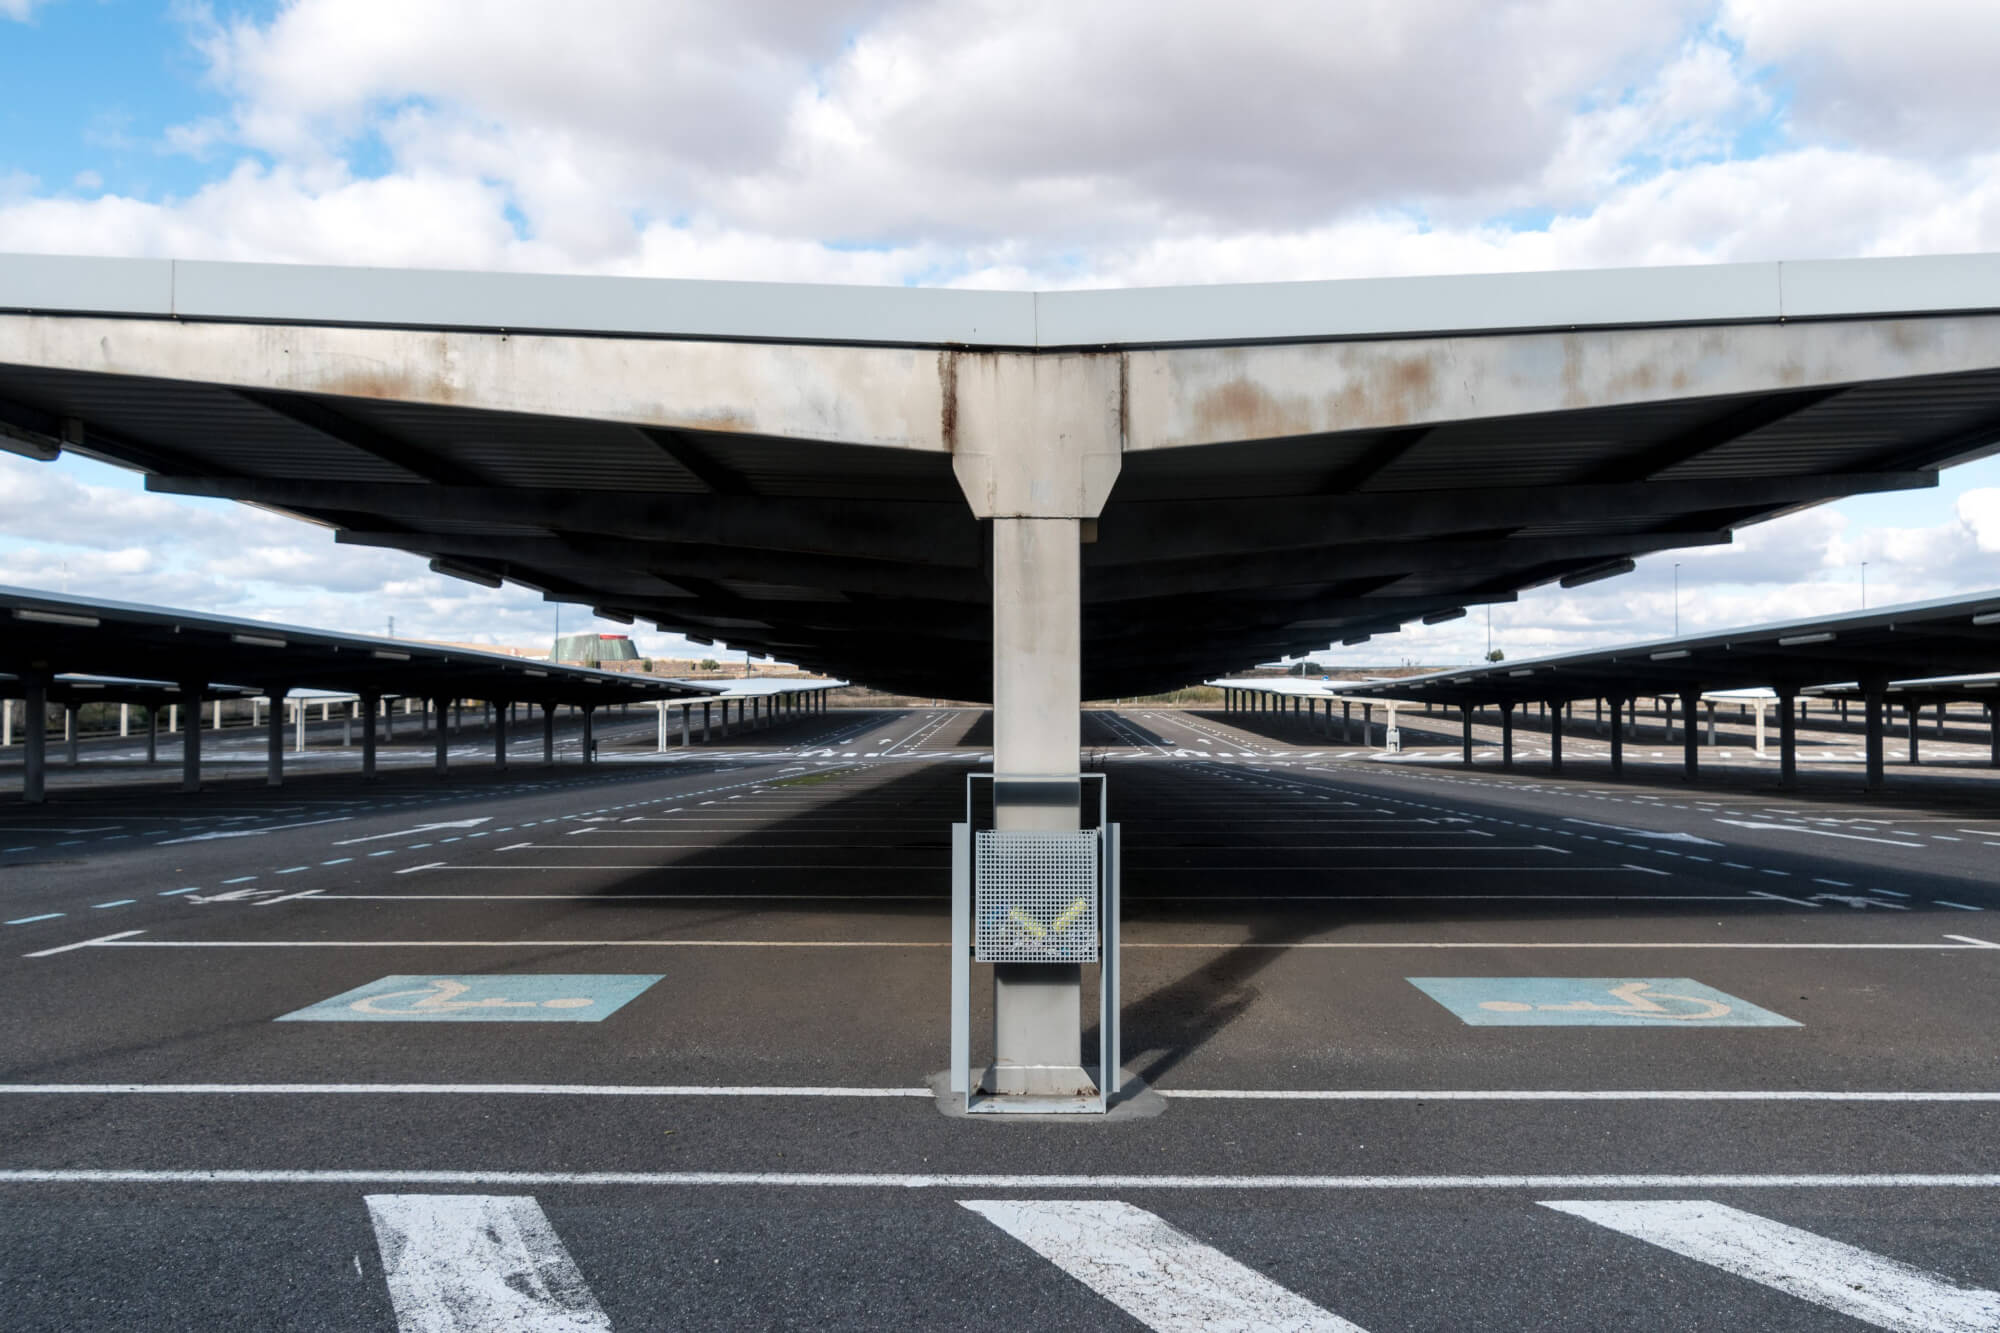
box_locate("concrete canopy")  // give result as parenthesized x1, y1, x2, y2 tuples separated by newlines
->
(6, 251, 2000, 698)
(0, 585, 719, 706)
(1323, 589, 2000, 706)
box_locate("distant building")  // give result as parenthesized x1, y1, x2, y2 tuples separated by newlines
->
(553, 633, 640, 666)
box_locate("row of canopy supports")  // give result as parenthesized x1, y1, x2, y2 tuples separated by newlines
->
(652, 689, 832, 752)
(1220, 684, 1999, 792)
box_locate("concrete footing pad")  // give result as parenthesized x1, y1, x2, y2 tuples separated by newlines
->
(928, 1068, 1167, 1121)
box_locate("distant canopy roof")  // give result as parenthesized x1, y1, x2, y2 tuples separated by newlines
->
(0, 585, 721, 704)
(1315, 589, 2000, 706)
(6, 251, 2000, 698)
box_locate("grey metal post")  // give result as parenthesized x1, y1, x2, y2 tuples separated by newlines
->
(1778, 688, 1798, 789)
(1706, 700, 1716, 746)
(582, 706, 595, 763)
(1342, 700, 1352, 742)
(1864, 686, 1886, 791)
(265, 686, 287, 787)
(493, 699, 509, 771)
(656, 703, 667, 753)
(1595, 697, 1603, 732)
(1937, 701, 1948, 739)
(433, 697, 450, 777)
(1681, 689, 1701, 781)
(1500, 702, 1514, 769)
(681, 703, 692, 747)
(360, 693, 379, 781)
(702, 701, 712, 742)
(119, 702, 129, 738)
(65, 704, 80, 765)
(294, 697, 305, 754)
(1548, 699, 1564, 773)
(1460, 705, 1473, 766)
(1362, 702, 1374, 747)
(542, 703, 556, 764)
(145, 706, 158, 764)
(1907, 702, 1920, 765)
(21, 674, 48, 804)
(1608, 695, 1625, 777)
(180, 684, 203, 792)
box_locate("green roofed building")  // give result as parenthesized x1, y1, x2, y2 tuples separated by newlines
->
(553, 633, 640, 666)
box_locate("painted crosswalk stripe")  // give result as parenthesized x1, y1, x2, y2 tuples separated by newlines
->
(963, 1198, 1364, 1331)
(365, 1193, 610, 1333)
(1542, 1199, 2000, 1332)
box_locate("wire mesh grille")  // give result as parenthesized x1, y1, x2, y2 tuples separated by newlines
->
(974, 830, 1100, 963)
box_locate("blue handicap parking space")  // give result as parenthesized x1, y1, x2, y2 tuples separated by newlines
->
(1409, 977, 1798, 1027)
(278, 974, 663, 1022)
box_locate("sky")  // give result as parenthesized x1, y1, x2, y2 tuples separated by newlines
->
(2, 0, 1999, 670)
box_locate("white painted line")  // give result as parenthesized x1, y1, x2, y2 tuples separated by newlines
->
(964, 1199, 1362, 1331)
(367, 1194, 611, 1333)
(1935, 901, 1984, 912)
(1871, 889, 1911, 898)
(1543, 1199, 2000, 1332)
(1747, 890, 1821, 908)
(1565, 818, 1721, 845)
(6, 1169, 2000, 1189)
(62, 937, 2000, 952)
(22, 929, 147, 958)
(1621, 863, 1669, 876)
(1163, 1089, 2000, 1102)
(0, 1083, 933, 1097)
(254, 889, 323, 907)
(1716, 820, 1925, 848)
(396, 862, 449, 875)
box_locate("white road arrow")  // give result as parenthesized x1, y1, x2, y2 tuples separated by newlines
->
(332, 818, 492, 846)
(1564, 818, 1722, 845)
(158, 816, 353, 846)
(1714, 820, 1923, 847)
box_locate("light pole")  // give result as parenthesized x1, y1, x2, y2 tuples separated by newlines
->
(1673, 563, 1681, 637)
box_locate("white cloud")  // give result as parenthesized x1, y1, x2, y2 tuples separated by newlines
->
(2, 4, 1998, 668)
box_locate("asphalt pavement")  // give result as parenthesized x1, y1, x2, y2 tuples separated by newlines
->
(1, 705, 1996, 1330)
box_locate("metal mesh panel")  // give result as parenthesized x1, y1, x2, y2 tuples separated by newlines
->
(974, 830, 1099, 963)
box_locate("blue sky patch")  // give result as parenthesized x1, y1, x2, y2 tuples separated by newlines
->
(1410, 977, 1797, 1027)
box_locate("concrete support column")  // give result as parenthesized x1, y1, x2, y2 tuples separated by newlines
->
(1937, 702, 1948, 739)
(702, 701, 712, 743)
(65, 705, 80, 765)
(493, 700, 509, 771)
(20, 674, 49, 804)
(1754, 701, 1768, 758)
(987, 517, 1086, 1097)
(1342, 700, 1352, 743)
(180, 685, 203, 792)
(681, 704, 692, 748)
(384, 698, 395, 741)
(2, 698, 11, 749)
(1362, 703, 1374, 748)
(360, 694, 379, 782)
(1706, 701, 1716, 746)
(1907, 703, 1921, 766)
(1548, 699, 1564, 773)
(1864, 686, 1887, 792)
(542, 703, 556, 765)
(1500, 703, 1515, 770)
(119, 702, 129, 738)
(433, 697, 451, 777)
(145, 706, 158, 764)
(1608, 695, 1625, 777)
(1778, 689, 1798, 789)
(582, 706, 596, 763)
(294, 697, 306, 754)
(1680, 689, 1702, 782)
(1460, 705, 1474, 766)
(656, 703, 668, 753)
(265, 685, 288, 787)
(1989, 702, 1999, 767)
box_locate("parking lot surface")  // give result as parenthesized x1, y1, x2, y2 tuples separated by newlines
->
(2, 706, 1996, 1330)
